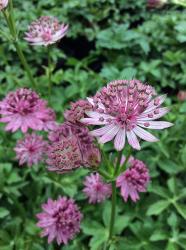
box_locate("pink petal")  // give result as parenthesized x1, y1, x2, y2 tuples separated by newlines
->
(138, 121, 173, 130)
(80, 118, 108, 125)
(126, 130, 141, 150)
(138, 107, 170, 121)
(99, 125, 120, 144)
(90, 124, 116, 137)
(86, 111, 113, 120)
(144, 95, 167, 114)
(133, 126, 159, 142)
(114, 128, 126, 151)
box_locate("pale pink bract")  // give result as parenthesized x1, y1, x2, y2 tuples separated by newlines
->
(36, 197, 82, 245)
(0, 88, 56, 133)
(83, 173, 112, 203)
(0, 0, 8, 10)
(81, 80, 173, 151)
(25, 16, 68, 46)
(14, 133, 48, 166)
(117, 158, 150, 202)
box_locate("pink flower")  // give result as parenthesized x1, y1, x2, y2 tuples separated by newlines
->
(25, 16, 68, 46)
(47, 135, 83, 173)
(64, 99, 92, 124)
(36, 197, 82, 245)
(117, 158, 150, 202)
(83, 173, 112, 203)
(14, 133, 48, 166)
(147, 0, 167, 8)
(177, 90, 186, 102)
(0, 88, 56, 133)
(0, 0, 8, 10)
(47, 122, 101, 173)
(81, 80, 173, 151)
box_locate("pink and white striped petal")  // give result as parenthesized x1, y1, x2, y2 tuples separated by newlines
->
(80, 118, 109, 125)
(133, 126, 159, 142)
(90, 124, 116, 137)
(99, 125, 120, 144)
(126, 130, 141, 150)
(114, 128, 126, 151)
(138, 107, 170, 121)
(138, 121, 173, 130)
(144, 95, 167, 114)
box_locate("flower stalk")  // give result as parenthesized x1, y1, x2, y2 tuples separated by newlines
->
(2, 5, 36, 88)
(47, 46, 52, 97)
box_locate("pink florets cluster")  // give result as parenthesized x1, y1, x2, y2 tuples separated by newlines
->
(0, 0, 8, 10)
(36, 197, 82, 245)
(0, 88, 56, 133)
(81, 79, 173, 151)
(25, 16, 68, 46)
(83, 173, 112, 203)
(147, 0, 167, 8)
(47, 122, 101, 173)
(117, 158, 150, 202)
(64, 99, 92, 124)
(14, 133, 48, 166)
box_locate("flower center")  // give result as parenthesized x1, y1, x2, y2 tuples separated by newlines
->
(115, 108, 137, 130)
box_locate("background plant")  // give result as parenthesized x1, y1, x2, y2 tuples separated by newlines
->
(0, 0, 186, 250)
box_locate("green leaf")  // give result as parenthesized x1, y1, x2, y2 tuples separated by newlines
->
(167, 178, 177, 194)
(174, 203, 186, 220)
(81, 220, 104, 236)
(150, 230, 169, 241)
(0, 208, 9, 218)
(165, 241, 178, 250)
(89, 230, 108, 250)
(147, 200, 170, 216)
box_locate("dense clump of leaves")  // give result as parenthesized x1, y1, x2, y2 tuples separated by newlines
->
(0, 0, 186, 250)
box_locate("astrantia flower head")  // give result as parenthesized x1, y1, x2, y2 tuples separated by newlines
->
(81, 79, 173, 151)
(117, 158, 150, 202)
(0, 88, 56, 133)
(64, 99, 92, 124)
(25, 16, 68, 46)
(47, 122, 101, 173)
(0, 0, 8, 10)
(83, 173, 112, 203)
(14, 133, 48, 166)
(147, 0, 167, 8)
(36, 197, 82, 245)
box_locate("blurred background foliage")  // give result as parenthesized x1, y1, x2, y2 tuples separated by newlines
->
(0, 0, 186, 249)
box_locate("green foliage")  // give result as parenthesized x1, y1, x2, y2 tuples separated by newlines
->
(0, 0, 186, 249)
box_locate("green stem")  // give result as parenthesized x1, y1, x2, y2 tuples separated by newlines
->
(98, 168, 112, 180)
(14, 42, 36, 88)
(2, 7, 36, 88)
(107, 151, 123, 247)
(115, 150, 123, 176)
(108, 180, 116, 241)
(120, 149, 132, 173)
(47, 46, 52, 97)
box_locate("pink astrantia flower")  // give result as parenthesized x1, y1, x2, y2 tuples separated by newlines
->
(36, 197, 82, 245)
(25, 16, 68, 46)
(81, 80, 173, 151)
(64, 99, 92, 124)
(83, 173, 112, 203)
(117, 158, 150, 202)
(47, 122, 101, 173)
(147, 0, 167, 8)
(0, 88, 56, 133)
(0, 0, 8, 10)
(14, 133, 48, 166)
